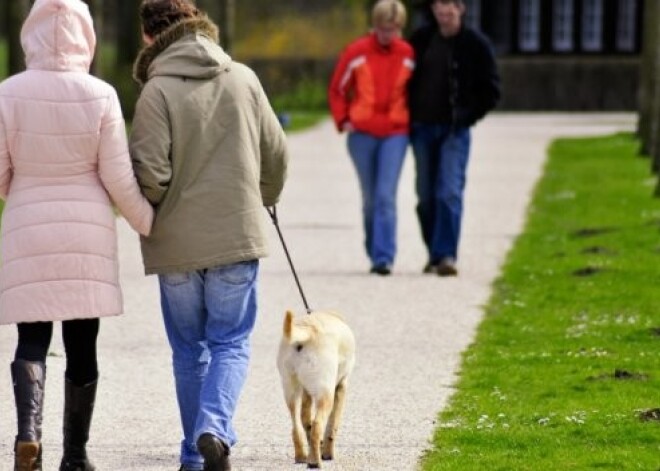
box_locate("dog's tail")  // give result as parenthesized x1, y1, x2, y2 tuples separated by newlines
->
(283, 310, 294, 339)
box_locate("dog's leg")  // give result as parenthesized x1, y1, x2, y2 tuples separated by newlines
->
(302, 390, 313, 450)
(308, 392, 334, 469)
(322, 378, 348, 461)
(286, 387, 307, 463)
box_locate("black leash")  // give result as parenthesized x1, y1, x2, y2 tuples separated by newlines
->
(266, 206, 312, 314)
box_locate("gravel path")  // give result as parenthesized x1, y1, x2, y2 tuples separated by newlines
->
(0, 113, 635, 470)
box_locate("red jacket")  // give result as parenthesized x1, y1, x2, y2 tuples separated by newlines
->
(328, 33, 414, 138)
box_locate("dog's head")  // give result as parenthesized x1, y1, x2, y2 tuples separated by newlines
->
(282, 310, 318, 351)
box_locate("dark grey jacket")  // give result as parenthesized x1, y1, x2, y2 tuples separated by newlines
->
(408, 24, 501, 128)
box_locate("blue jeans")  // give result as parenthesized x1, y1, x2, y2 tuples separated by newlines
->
(158, 260, 259, 470)
(347, 131, 408, 267)
(410, 123, 471, 262)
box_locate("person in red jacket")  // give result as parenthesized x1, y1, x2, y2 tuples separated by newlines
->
(329, 0, 414, 276)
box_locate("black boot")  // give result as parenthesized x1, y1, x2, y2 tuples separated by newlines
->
(59, 379, 97, 471)
(197, 433, 231, 471)
(11, 360, 46, 471)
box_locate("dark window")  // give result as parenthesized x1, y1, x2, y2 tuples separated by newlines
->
(553, 0, 575, 51)
(447, 0, 643, 56)
(581, 0, 604, 51)
(519, 0, 542, 51)
(464, 0, 482, 30)
(616, 0, 637, 51)
(481, 0, 515, 54)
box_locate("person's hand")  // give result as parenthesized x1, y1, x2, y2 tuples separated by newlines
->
(342, 121, 355, 133)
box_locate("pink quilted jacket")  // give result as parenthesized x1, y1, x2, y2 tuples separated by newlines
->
(0, 0, 154, 325)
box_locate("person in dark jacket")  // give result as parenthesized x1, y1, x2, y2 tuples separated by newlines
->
(408, 0, 500, 276)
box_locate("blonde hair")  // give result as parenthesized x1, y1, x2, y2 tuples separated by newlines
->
(372, 0, 407, 28)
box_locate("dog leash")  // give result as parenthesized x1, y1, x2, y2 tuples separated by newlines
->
(266, 206, 312, 314)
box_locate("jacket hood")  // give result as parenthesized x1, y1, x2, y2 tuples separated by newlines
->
(21, 0, 96, 72)
(133, 16, 229, 86)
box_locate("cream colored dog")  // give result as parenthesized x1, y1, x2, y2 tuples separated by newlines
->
(277, 310, 356, 468)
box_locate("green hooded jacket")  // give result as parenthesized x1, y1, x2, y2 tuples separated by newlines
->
(130, 17, 288, 275)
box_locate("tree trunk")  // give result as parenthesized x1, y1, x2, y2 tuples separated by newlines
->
(116, 0, 139, 68)
(114, 0, 141, 119)
(196, 0, 221, 25)
(6, 0, 31, 75)
(218, 0, 236, 53)
(652, 33, 660, 175)
(638, 0, 659, 162)
(84, 0, 103, 76)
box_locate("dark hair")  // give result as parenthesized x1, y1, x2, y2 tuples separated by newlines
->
(140, 0, 200, 38)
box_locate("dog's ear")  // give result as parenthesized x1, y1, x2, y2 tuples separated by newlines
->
(283, 310, 294, 339)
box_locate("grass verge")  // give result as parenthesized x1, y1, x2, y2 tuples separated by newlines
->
(422, 133, 660, 471)
(270, 78, 329, 132)
(282, 110, 328, 133)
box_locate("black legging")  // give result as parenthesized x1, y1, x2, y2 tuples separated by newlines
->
(15, 319, 100, 386)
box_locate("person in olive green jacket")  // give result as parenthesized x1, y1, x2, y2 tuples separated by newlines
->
(129, 1, 288, 470)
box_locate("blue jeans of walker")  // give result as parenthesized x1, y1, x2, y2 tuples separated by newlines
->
(158, 260, 259, 470)
(410, 123, 471, 262)
(347, 131, 408, 267)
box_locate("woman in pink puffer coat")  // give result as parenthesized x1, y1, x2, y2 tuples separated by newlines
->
(0, 1, 153, 469)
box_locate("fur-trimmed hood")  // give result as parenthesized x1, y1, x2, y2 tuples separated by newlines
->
(133, 16, 229, 86)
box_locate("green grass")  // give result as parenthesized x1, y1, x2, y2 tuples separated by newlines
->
(282, 110, 327, 132)
(422, 133, 660, 470)
(269, 79, 329, 132)
(271, 78, 328, 112)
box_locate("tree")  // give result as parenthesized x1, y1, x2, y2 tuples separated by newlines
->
(113, 0, 141, 118)
(638, 0, 660, 170)
(196, 0, 220, 23)
(197, 0, 235, 52)
(219, 0, 236, 53)
(6, 0, 31, 75)
(652, 52, 660, 176)
(84, 0, 103, 76)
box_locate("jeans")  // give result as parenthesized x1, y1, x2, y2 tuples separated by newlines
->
(347, 131, 408, 267)
(158, 260, 259, 470)
(410, 123, 471, 262)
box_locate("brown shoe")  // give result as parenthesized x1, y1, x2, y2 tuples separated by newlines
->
(370, 265, 391, 276)
(197, 434, 231, 471)
(436, 258, 458, 276)
(423, 262, 438, 274)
